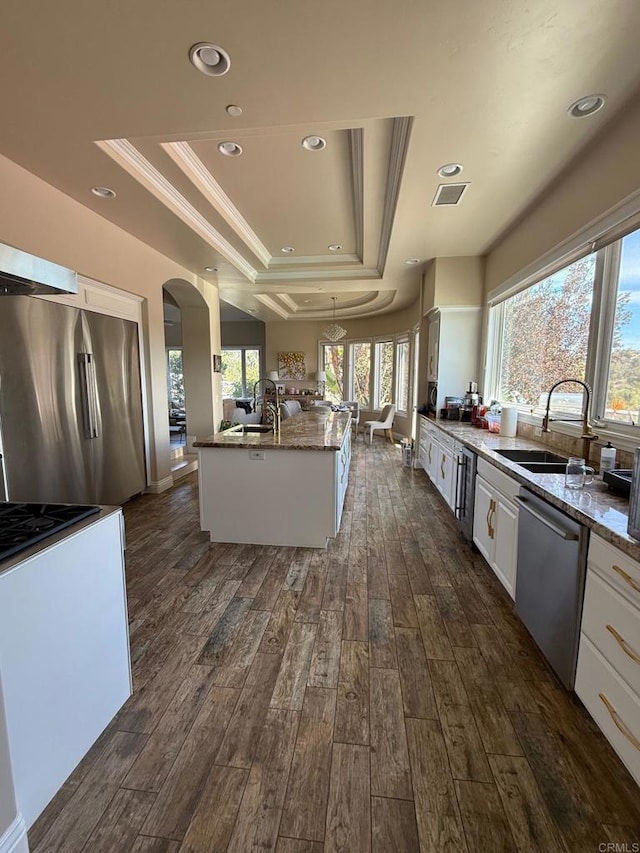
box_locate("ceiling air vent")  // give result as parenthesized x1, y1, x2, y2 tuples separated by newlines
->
(432, 182, 469, 207)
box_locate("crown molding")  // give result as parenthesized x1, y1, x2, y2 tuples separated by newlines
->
(256, 267, 381, 283)
(268, 253, 360, 267)
(377, 116, 413, 274)
(161, 141, 271, 268)
(96, 138, 257, 282)
(254, 293, 290, 318)
(350, 128, 364, 261)
(276, 293, 299, 312)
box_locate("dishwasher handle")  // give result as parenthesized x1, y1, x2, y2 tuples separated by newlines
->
(515, 494, 579, 541)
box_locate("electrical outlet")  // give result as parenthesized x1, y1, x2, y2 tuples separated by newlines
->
(249, 450, 265, 460)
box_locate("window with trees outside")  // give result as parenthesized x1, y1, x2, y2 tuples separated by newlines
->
(395, 338, 410, 414)
(487, 223, 640, 429)
(321, 343, 344, 404)
(221, 347, 261, 397)
(350, 341, 371, 408)
(167, 348, 185, 409)
(374, 340, 393, 410)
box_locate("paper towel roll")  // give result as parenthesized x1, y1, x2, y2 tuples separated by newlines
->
(501, 405, 518, 437)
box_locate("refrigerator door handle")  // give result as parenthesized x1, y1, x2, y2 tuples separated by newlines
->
(78, 353, 99, 439)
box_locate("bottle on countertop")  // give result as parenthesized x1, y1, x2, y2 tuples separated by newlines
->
(599, 441, 616, 477)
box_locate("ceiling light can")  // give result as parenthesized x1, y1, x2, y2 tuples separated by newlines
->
(281, 246, 295, 253)
(91, 186, 116, 198)
(567, 94, 607, 118)
(189, 42, 231, 77)
(217, 141, 243, 157)
(302, 135, 327, 151)
(328, 244, 343, 252)
(225, 104, 243, 117)
(437, 163, 463, 178)
(404, 258, 421, 265)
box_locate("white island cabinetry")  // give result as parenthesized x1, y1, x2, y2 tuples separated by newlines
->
(0, 509, 131, 829)
(196, 412, 352, 548)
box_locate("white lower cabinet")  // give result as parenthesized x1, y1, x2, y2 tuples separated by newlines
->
(472, 458, 519, 598)
(576, 533, 640, 785)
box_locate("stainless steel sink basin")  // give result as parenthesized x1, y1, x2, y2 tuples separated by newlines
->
(494, 448, 568, 474)
(495, 449, 567, 464)
(225, 423, 274, 434)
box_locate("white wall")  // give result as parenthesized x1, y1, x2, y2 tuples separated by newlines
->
(0, 153, 221, 489)
(0, 677, 21, 852)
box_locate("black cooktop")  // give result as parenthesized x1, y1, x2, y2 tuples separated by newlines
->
(0, 502, 101, 563)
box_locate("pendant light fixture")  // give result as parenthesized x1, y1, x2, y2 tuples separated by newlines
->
(322, 297, 347, 342)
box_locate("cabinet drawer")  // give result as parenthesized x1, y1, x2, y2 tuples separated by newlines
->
(433, 428, 454, 449)
(477, 457, 520, 500)
(581, 569, 640, 697)
(589, 534, 640, 609)
(575, 634, 640, 786)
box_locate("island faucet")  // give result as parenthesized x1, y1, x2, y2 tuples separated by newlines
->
(253, 377, 280, 433)
(541, 378, 598, 465)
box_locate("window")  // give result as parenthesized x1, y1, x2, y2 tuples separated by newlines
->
(167, 348, 185, 409)
(374, 340, 393, 409)
(604, 229, 640, 423)
(221, 347, 261, 397)
(321, 343, 344, 403)
(395, 338, 410, 414)
(350, 341, 371, 408)
(495, 255, 596, 416)
(487, 222, 640, 432)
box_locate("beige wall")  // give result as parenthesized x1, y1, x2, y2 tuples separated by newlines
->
(486, 90, 640, 292)
(422, 256, 484, 312)
(0, 153, 221, 488)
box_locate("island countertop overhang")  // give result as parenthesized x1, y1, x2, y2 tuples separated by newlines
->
(194, 411, 352, 451)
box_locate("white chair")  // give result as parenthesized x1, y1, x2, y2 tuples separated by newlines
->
(230, 406, 261, 425)
(343, 400, 360, 437)
(364, 404, 396, 444)
(285, 399, 302, 415)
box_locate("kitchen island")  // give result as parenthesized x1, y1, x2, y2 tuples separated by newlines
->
(194, 410, 352, 547)
(0, 507, 131, 832)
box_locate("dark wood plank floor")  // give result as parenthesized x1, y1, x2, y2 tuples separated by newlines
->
(29, 441, 640, 852)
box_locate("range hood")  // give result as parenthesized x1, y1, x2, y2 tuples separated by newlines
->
(0, 242, 77, 296)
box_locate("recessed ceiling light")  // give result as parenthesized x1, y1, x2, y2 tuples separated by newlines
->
(567, 94, 607, 118)
(404, 258, 421, 265)
(225, 104, 243, 117)
(91, 186, 116, 198)
(304, 299, 311, 303)
(204, 266, 217, 273)
(328, 244, 343, 252)
(217, 141, 243, 157)
(281, 246, 295, 253)
(302, 135, 327, 151)
(437, 163, 463, 178)
(318, 287, 325, 292)
(189, 42, 231, 77)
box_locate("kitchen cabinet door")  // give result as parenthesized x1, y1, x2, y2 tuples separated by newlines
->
(427, 315, 440, 381)
(473, 475, 495, 564)
(492, 495, 518, 597)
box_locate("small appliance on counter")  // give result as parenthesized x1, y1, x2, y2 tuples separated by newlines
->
(603, 469, 632, 498)
(427, 381, 438, 418)
(441, 396, 464, 420)
(460, 381, 481, 422)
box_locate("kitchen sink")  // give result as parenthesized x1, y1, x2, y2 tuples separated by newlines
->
(518, 462, 568, 473)
(226, 424, 274, 434)
(495, 449, 568, 464)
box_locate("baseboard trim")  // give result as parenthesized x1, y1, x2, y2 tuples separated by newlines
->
(0, 814, 29, 853)
(145, 475, 175, 494)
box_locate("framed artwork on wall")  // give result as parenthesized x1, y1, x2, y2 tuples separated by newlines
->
(278, 351, 306, 380)
(276, 383, 285, 394)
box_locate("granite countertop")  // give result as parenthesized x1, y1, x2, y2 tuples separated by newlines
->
(423, 416, 640, 561)
(194, 411, 352, 451)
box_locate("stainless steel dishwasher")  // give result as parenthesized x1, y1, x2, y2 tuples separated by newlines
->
(515, 488, 589, 689)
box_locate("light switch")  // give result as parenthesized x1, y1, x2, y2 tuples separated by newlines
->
(249, 450, 265, 460)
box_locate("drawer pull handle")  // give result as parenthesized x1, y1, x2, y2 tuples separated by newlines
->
(441, 455, 446, 478)
(612, 564, 640, 595)
(599, 693, 640, 751)
(606, 624, 640, 664)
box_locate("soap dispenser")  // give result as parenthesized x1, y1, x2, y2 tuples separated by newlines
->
(599, 441, 616, 477)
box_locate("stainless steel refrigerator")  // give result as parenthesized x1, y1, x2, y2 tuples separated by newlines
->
(0, 296, 146, 505)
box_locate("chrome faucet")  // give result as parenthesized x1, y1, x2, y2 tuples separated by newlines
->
(253, 377, 280, 434)
(542, 378, 598, 465)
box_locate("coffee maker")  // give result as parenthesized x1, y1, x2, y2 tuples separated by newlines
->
(461, 381, 481, 422)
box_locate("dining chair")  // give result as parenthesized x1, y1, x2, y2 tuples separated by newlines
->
(363, 404, 396, 444)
